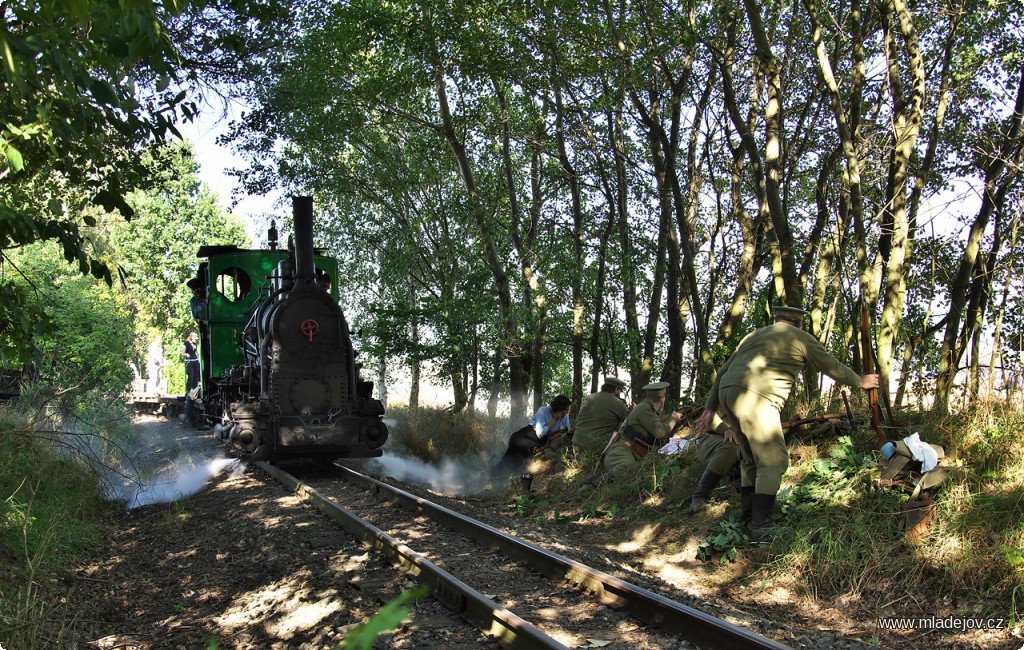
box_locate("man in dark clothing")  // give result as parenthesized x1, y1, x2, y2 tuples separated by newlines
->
(187, 277, 211, 374)
(187, 279, 208, 326)
(181, 332, 201, 422)
(492, 395, 572, 479)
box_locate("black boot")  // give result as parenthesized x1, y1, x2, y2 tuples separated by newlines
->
(739, 486, 754, 523)
(688, 469, 723, 513)
(750, 493, 777, 543)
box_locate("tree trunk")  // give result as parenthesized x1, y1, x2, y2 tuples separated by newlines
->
(875, 0, 926, 405)
(987, 215, 1020, 397)
(935, 65, 1024, 410)
(426, 33, 525, 416)
(741, 0, 802, 307)
(487, 349, 503, 418)
(409, 291, 420, 410)
(553, 81, 586, 412)
(376, 356, 388, 409)
(568, 87, 623, 394)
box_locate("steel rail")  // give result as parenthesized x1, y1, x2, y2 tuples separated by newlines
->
(258, 461, 568, 650)
(333, 464, 791, 650)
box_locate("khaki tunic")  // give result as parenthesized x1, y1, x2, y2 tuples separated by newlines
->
(705, 322, 862, 495)
(573, 390, 629, 457)
(602, 401, 676, 477)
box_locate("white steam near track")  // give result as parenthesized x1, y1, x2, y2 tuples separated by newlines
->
(107, 454, 244, 509)
(73, 414, 248, 510)
(367, 453, 491, 496)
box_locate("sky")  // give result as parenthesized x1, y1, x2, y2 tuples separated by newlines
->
(178, 103, 281, 243)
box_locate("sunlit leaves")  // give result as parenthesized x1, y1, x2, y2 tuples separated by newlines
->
(342, 586, 428, 650)
(0, 0, 195, 365)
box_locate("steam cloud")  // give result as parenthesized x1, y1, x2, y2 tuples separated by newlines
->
(367, 453, 492, 495)
(107, 454, 244, 509)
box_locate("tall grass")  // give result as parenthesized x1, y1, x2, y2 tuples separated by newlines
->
(384, 405, 510, 463)
(0, 405, 113, 649)
(748, 405, 1024, 618)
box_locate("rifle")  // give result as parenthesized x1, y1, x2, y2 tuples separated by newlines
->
(666, 404, 703, 433)
(860, 300, 888, 447)
(781, 413, 851, 431)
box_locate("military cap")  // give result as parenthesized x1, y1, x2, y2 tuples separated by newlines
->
(605, 377, 628, 389)
(772, 305, 809, 322)
(642, 381, 670, 395)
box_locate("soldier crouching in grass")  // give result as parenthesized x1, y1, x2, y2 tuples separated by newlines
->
(697, 305, 879, 543)
(590, 382, 683, 486)
(687, 412, 741, 514)
(572, 377, 630, 460)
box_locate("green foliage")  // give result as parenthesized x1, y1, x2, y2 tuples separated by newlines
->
(0, 411, 110, 566)
(4, 140, 245, 402)
(342, 585, 429, 650)
(1, 0, 191, 204)
(6, 241, 135, 396)
(646, 457, 684, 494)
(0, 0, 196, 368)
(511, 494, 534, 516)
(0, 278, 52, 367)
(696, 516, 747, 563)
(779, 436, 876, 509)
(116, 142, 248, 339)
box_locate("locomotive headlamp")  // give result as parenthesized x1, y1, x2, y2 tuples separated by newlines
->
(362, 419, 389, 449)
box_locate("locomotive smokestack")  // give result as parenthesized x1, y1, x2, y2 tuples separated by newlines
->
(292, 196, 316, 283)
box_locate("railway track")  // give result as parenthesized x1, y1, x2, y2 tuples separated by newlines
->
(258, 461, 792, 650)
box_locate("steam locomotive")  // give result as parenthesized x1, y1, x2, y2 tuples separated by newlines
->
(192, 196, 388, 461)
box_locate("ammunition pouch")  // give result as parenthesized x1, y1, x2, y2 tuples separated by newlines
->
(622, 424, 655, 458)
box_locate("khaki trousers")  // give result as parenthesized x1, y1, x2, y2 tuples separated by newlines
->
(717, 386, 788, 495)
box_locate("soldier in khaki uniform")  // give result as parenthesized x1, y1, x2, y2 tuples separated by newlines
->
(592, 382, 683, 484)
(698, 306, 879, 541)
(687, 413, 741, 513)
(572, 377, 630, 458)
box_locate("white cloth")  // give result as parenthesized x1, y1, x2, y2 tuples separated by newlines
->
(903, 432, 939, 473)
(658, 438, 689, 455)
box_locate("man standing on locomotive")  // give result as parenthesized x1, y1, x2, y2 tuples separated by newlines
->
(187, 278, 208, 326)
(180, 332, 201, 422)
